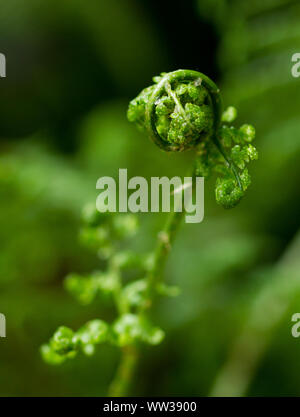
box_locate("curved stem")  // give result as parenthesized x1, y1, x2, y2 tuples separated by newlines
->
(108, 165, 197, 396)
(108, 207, 186, 396)
(108, 346, 139, 397)
(110, 70, 222, 396)
(212, 132, 243, 190)
(143, 202, 187, 309)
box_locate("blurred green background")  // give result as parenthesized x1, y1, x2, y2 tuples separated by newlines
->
(1, 0, 300, 396)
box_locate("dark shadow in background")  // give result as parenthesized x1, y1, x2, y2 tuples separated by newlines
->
(0, 0, 219, 153)
(144, 0, 219, 79)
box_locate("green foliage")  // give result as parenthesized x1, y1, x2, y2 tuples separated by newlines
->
(41, 320, 110, 364)
(42, 70, 259, 395)
(197, 110, 258, 209)
(79, 203, 139, 258)
(112, 314, 164, 347)
(128, 70, 258, 209)
(41, 205, 169, 366)
(1, 0, 299, 398)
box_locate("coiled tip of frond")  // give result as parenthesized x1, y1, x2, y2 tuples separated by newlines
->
(128, 69, 222, 152)
(128, 70, 258, 210)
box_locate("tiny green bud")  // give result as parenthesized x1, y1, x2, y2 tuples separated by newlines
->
(239, 124, 255, 142)
(122, 279, 147, 308)
(112, 314, 140, 347)
(75, 320, 109, 347)
(240, 168, 251, 191)
(112, 314, 165, 347)
(221, 106, 237, 123)
(246, 144, 258, 160)
(215, 177, 244, 209)
(50, 326, 76, 355)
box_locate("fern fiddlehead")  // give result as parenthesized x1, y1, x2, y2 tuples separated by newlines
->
(41, 70, 258, 397)
(128, 69, 257, 208)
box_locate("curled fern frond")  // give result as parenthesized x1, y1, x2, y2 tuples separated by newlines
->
(128, 69, 221, 152)
(40, 320, 110, 365)
(128, 69, 258, 208)
(41, 71, 259, 395)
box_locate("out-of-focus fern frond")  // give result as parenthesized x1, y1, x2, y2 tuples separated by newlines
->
(198, 0, 300, 396)
(211, 230, 300, 396)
